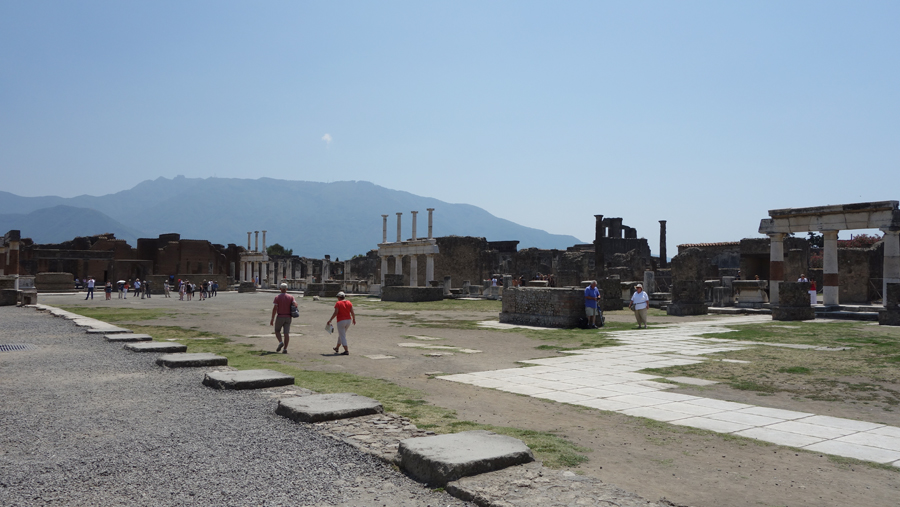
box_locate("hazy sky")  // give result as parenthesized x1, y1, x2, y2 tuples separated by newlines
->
(2, 1, 898, 254)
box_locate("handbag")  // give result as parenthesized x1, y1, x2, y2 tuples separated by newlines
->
(290, 300, 300, 318)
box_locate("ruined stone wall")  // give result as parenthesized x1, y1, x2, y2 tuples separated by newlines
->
(433, 236, 490, 288)
(838, 248, 873, 304)
(500, 287, 585, 328)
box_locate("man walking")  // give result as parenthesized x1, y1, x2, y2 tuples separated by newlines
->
(269, 283, 296, 354)
(584, 280, 602, 328)
(629, 283, 651, 329)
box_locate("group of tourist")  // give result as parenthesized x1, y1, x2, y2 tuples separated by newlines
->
(270, 283, 356, 356)
(176, 279, 218, 301)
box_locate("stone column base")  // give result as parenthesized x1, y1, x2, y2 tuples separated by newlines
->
(772, 306, 816, 321)
(878, 309, 900, 326)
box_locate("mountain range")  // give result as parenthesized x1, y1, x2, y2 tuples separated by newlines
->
(0, 177, 584, 258)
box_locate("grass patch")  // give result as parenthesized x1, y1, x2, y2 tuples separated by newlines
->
(778, 366, 811, 374)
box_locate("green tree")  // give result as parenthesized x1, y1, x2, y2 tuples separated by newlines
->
(807, 232, 824, 248)
(266, 243, 293, 256)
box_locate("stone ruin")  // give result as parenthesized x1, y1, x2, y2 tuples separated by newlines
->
(772, 282, 815, 321)
(666, 248, 708, 316)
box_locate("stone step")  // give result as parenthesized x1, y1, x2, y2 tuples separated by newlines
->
(398, 430, 534, 486)
(276, 393, 383, 423)
(124, 342, 188, 353)
(105, 333, 153, 342)
(156, 353, 227, 368)
(202, 369, 294, 390)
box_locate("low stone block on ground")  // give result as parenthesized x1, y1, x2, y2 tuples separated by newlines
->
(85, 325, 131, 334)
(202, 369, 294, 390)
(276, 393, 383, 423)
(124, 342, 188, 353)
(105, 333, 152, 342)
(398, 430, 534, 486)
(156, 352, 228, 368)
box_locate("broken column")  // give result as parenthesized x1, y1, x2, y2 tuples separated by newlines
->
(659, 220, 667, 268)
(768, 232, 786, 305)
(878, 283, 900, 326)
(882, 229, 900, 307)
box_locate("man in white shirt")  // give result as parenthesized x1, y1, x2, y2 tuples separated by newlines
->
(84, 277, 95, 300)
(629, 283, 650, 329)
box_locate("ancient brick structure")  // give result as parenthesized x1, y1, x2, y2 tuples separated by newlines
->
(381, 286, 443, 302)
(593, 215, 652, 278)
(667, 248, 708, 316)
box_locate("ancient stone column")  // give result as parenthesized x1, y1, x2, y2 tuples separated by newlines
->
(425, 254, 435, 285)
(443, 276, 452, 296)
(427, 208, 434, 239)
(252, 262, 258, 285)
(380, 256, 388, 286)
(659, 220, 667, 268)
(254, 231, 259, 252)
(344, 260, 351, 282)
(410, 255, 418, 287)
(411, 211, 418, 241)
(643, 271, 655, 294)
(768, 232, 786, 305)
(306, 259, 313, 284)
(247, 232, 251, 250)
(594, 215, 604, 239)
(823, 230, 839, 306)
(881, 229, 900, 307)
(396, 213, 402, 242)
(262, 230, 267, 253)
(394, 255, 403, 275)
(382, 215, 389, 243)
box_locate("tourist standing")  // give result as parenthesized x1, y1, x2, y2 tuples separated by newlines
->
(163, 279, 170, 298)
(104, 281, 112, 300)
(134, 279, 142, 298)
(327, 291, 355, 355)
(798, 274, 809, 283)
(84, 277, 95, 300)
(584, 281, 602, 328)
(118, 281, 124, 299)
(269, 283, 297, 354)
(809, 279, 817, 306)
(629, 284, 650, 329)
(144, 280, 151, 298)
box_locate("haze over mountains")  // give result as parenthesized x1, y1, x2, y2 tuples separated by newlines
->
(0, 177, 584, 258)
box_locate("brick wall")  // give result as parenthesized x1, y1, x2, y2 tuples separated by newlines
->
(500, 287, 585, 328)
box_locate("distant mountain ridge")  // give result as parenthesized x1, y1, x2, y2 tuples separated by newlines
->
(0, 177, 584, 258)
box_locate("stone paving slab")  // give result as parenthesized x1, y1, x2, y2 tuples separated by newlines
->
(124, 342, 188, 353)
(803, 440, 900, 464)
(398, 430, 534, 486)
(202, 369, 294, 390)
(665, 376, 720, 386)
(276, 393, 383, 423)
(156, 352, 228, 368)
(733, 427, 825, 447)
(105, 333, 153, 342)
(86, 325, 132, 334)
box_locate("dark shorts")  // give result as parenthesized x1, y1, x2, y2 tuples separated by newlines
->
(274, 316, 291, 334)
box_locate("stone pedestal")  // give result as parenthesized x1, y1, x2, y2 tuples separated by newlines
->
(878, 283, 900, 326)
(772, 282, 815, 321)
(713, 287, 733, 307)
(643, 271, 655, 294)
(667, 280, 708, 316)
(734, 280, 769, 308)
(237, 281, 257, 293)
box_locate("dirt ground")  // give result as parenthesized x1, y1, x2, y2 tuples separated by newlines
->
(42, 291, 900, 507)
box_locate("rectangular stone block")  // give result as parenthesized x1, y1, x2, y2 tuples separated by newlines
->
(398, 430, 534, 486)
(275, 393, 383, 423)
(156, 353, 228, 368)
(381, 286, 444, 302)
(124, 342, 188, 353)
(105, 333, 153, 342)
(202, 369, 294, 390)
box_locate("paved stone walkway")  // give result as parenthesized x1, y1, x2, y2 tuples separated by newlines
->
(442, 316, 900, 467)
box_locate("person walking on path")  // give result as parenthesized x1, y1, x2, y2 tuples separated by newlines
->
(84, 277, 95, 300)
(269, 283, 297, 354)
(629, 283, 650, 329)
(584, 280, 602, 328)
(327, 291, 356, 355)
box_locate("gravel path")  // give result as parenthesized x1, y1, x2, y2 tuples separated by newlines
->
(0, 306, 471, 507)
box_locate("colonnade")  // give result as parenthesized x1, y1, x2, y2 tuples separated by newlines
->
(377, 208, 439, 287)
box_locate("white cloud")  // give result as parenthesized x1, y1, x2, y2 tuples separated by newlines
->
(321, 133, 332, 145)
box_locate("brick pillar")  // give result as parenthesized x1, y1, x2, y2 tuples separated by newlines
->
(881, 229, 900, 308)
(823, 230, 839, 306)
(768, 232, 786, 305)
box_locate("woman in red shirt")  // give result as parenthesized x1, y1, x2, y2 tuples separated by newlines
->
(327, 291, 356, 355)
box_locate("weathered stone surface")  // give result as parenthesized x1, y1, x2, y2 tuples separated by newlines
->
(237, 281, 256, 293)
(124, 342, 188, 353)
(202, 369, 294, 390)
(666, 302, 708, 316)
(500, 287, 584, 328)
(886, 283, 900, 308)
(446, 461, 675, 507)
(105, 333, 153, 342)
(276, 393, 383, 423)
(713, 286, 733, 307)
(85, 325, 131, 334)
(398, 430, 534, 486)
(156, 352, 227, 368)
(307, 282, 342, 297)
(878, 309, 900, 326)
(773, 306, 817, 321)
(599, 279, 623, 311)
(381, 286, 444, 302)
